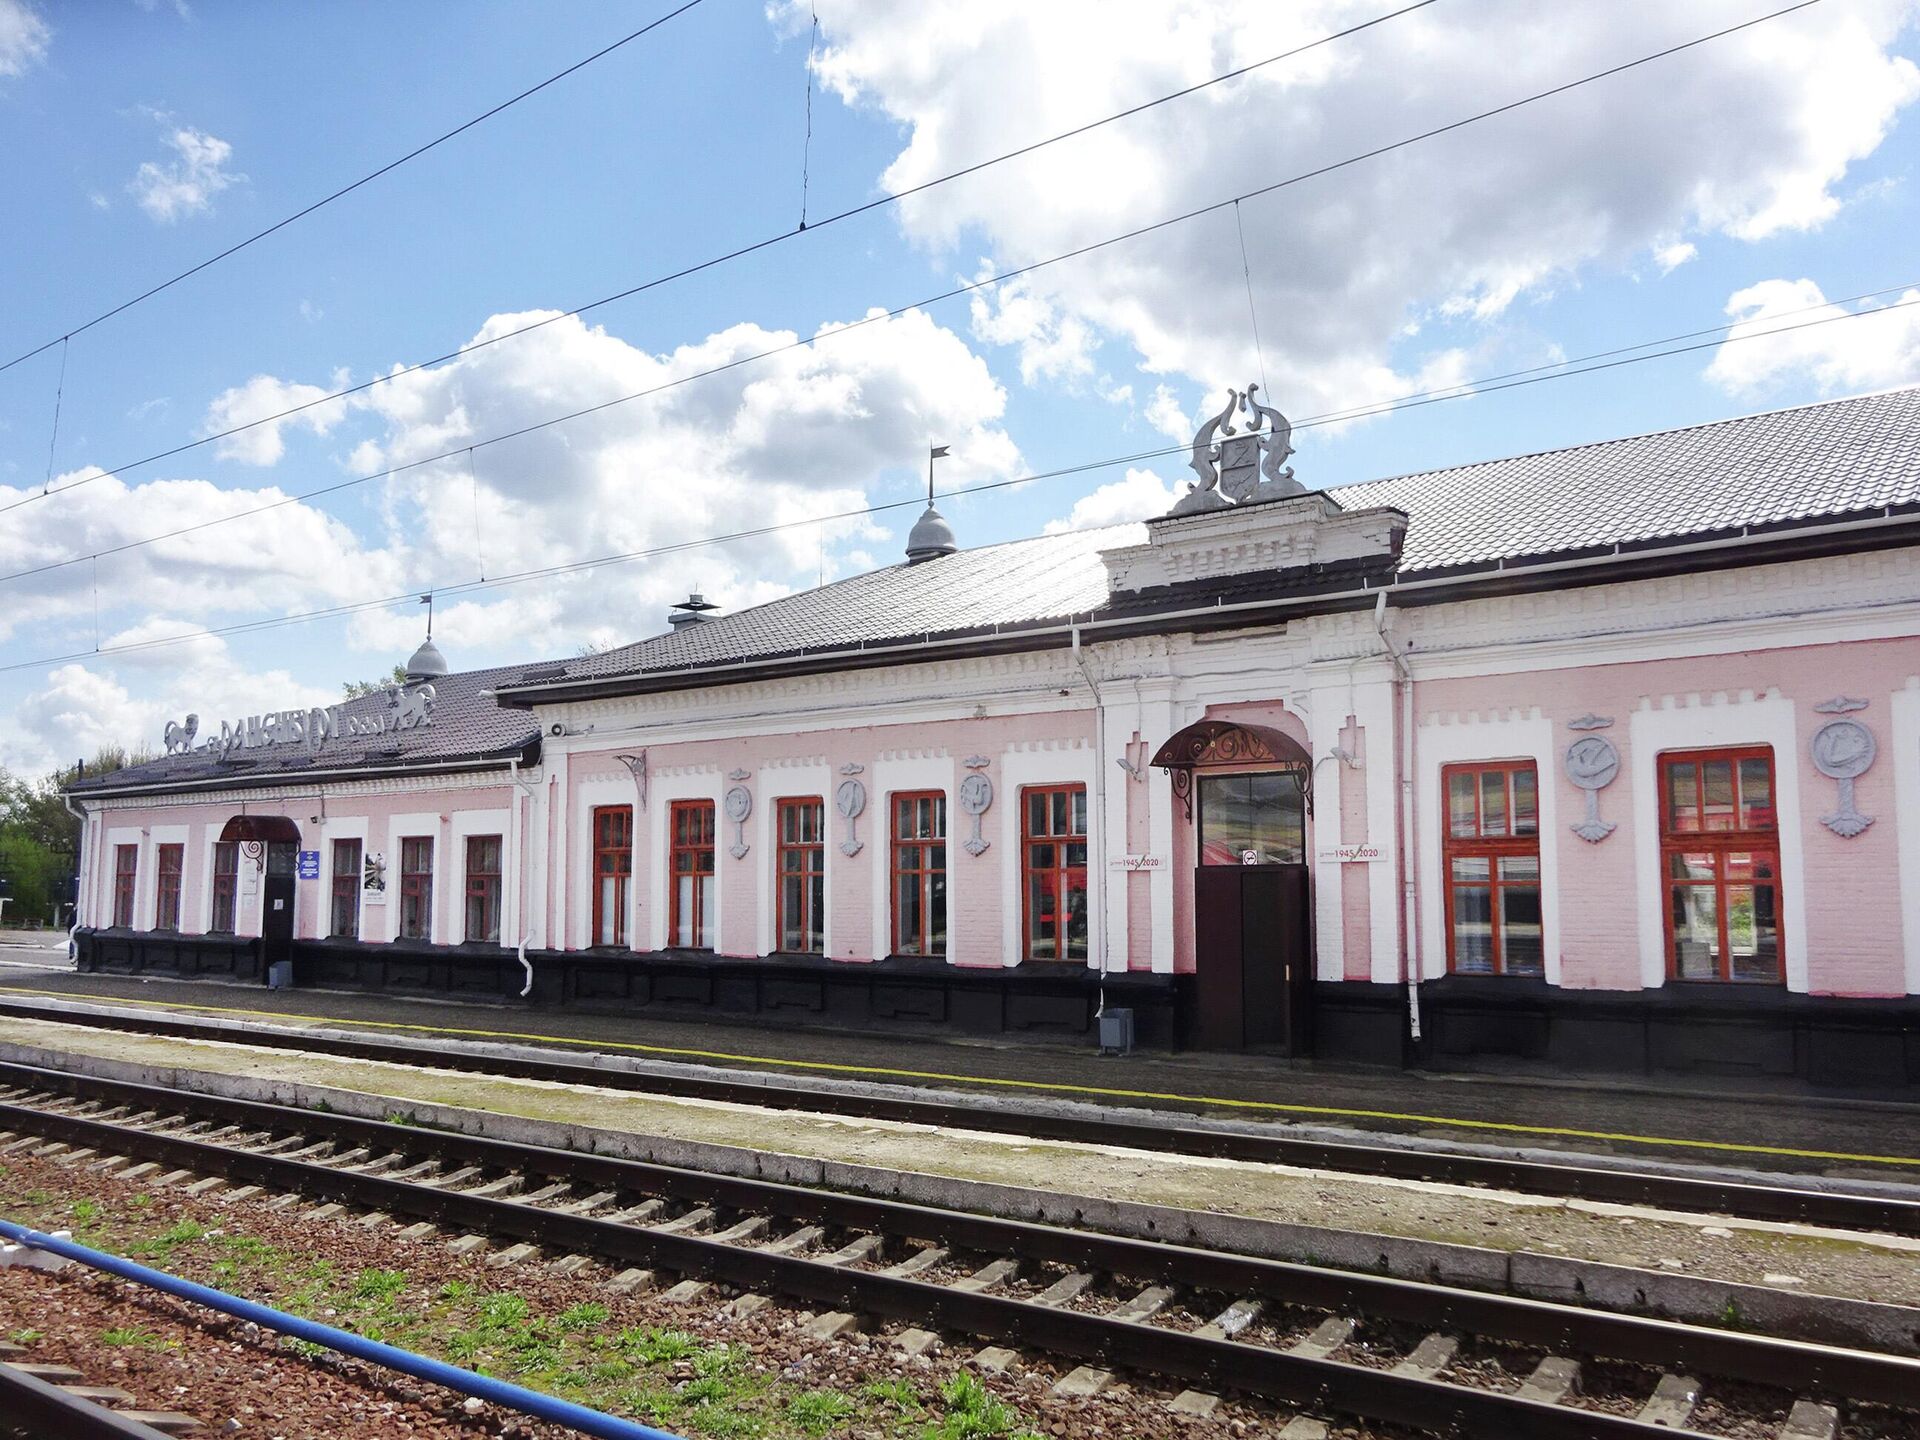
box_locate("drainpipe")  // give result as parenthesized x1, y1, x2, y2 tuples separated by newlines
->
(1070, 625, 1111, 1007)
(61, 792, 86, 959)
(509, 757, 537, 998)
(1373, 591, 1422, 1043)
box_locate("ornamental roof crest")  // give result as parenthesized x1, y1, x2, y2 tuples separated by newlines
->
(1169, 383, 1308, 517)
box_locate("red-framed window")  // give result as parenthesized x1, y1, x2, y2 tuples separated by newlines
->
(464, 834, 503, 944)
(209, 841, 238, 933)
(1022, 785, 1088, 961)
(776, 798, 825, 953)
(591, 805, 632, 947)
(891, 791, 947, 957)
(1442, 762, 1542, 976)
(1660, 747, 1782, 983)
(399, 836, 434, 941)
(330, 837, 362, 939)
(112, 844, 138, 928)
(153, 844, 184, 931)
(669, 800, 715, 949)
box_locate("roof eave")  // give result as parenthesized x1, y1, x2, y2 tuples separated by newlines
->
(64, 739, 540, 803)
(494, 506, 1920, 708)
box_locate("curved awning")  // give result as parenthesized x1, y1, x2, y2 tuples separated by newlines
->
(217, 814, 301, 845)
(1151, 719, 1314, 819)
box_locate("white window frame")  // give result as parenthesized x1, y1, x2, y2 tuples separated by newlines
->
(871, 753, 955, 962)
(385, 812, 442, 945)
(757, 763, 833, 958)
(451, 808, 512, 945)
(574, 778, 641, 951)
(649, 771, 723, 952)
(319, 817, 371, 941)
(998, 745, 1096, 969)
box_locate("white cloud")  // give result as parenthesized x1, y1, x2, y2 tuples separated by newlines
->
(968, 267, 1098, 383)
(5, 626, 332, 774)
(0, 0, 48, 77)
(338, 306, 1022, 655)
(130, 125, 241, 222)
(1654, 240, 1698, 273)
(1704, 278, 1920, 397)
(788, 0, 1920, 412)
(0, 466, 398, 645)
(1044, 467, 1181, 532)
(202, 370, 353, 465)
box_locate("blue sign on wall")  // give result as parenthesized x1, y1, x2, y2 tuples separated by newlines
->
(295, 850, 321, 881)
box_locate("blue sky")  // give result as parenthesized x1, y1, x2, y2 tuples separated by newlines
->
(3, 0, 1919, 773)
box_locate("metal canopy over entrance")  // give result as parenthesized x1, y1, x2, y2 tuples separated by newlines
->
(216, 815, 301, 845)
(1150, 719, 1313, 820)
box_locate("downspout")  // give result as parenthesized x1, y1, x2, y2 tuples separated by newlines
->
(509, 756, 538, 997)
(1070, 625, 1111, 1010)
(1373, 591, 1422, 1043)
(61, 791, 86, 960)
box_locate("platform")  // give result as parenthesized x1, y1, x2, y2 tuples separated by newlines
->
(3, 964, 1919, 1177)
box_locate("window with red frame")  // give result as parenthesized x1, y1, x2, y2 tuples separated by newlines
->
(669, 801, 715, 948)
(1660, 747, 1781, 983)
(112, 844, 137, 928)
(154, 843, 184, 931)
(209, 841, 238, 933)
(464, 834, 503, 944)
(330, 837, 362, 939)
(1022, 785, 1088, 961)
(1442, 761, 1543, 976)
(591, 805, 632, 947)
(776, 798, 825, 954)
(399, 836, 434, 941)
(891, 791, 947, 957)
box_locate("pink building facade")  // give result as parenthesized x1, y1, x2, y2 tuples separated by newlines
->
(68, 387, 1920, 1087)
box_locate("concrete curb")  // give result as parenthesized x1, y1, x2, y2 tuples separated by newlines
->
(6, 1036, 1918, 1356)
(15, 997, 1920, 1200)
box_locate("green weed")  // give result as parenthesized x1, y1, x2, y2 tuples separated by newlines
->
(787, 1389, 857, 1434)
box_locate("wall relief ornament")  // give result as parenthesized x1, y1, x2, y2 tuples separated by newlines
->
(723, 785, 753, 859)
(1813, 696, 1869, 714)
(1566, 713, 1614, 731)
(1810, 717, 1876, 837)
(1169, 384, 1307, 516)
(835, 778, 867, 858)
(1564, 734, 1620, 843)
(958, 770, 995, 857)
(615, 751, 648, 809)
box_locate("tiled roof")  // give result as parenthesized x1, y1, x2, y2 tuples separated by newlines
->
(75, 384, 1920, 793)
(1336, 382, 1920, 572)
(525, 384, 1920, 689)
(559, 524, 1137, 682)
(68, 661, 539, 795)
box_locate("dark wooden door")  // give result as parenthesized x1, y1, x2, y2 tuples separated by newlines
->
(262, 841, 297, 973)
(1193, 864, 1312, 1053)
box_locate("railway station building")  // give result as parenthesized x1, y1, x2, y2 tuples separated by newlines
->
(65, 384, 1920, 1089)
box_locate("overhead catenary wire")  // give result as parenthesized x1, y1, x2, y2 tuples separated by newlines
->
(0, 0, 711, 381)
(2, 263, 1912, 601)
(3, 287, 1915, 679)
(0, 0, 1831, 583)
(0, 0, 1445, 519)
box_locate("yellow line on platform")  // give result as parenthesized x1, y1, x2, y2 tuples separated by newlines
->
(5, 983, 1917, 1168)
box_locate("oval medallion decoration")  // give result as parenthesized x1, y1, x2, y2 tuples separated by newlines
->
(1810, 717, 1876, 837)
(724, 784, 753, 859)
(835, 778, 867, 857)
(1564, 734, 1620, 844)
(958, 770, 994, 857)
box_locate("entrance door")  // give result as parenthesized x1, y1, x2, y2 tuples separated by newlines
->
(1189, 766, 1313, 1053)
(1193, 864, 1311, 1052)
(262, 840, 298, 976)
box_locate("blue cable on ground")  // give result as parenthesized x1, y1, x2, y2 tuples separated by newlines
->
(0, 1217, 685, 1440)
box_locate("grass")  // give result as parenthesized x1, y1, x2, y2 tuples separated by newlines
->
(0, 1174, 1052, 1439)
(100, 1326, 176, 1351)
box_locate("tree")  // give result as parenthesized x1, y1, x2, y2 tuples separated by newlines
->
(342, 665, 408, 699)
(0, 747, 148, 926)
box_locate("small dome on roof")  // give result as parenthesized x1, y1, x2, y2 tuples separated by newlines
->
(405, 637, 448, 681)
(905, 503, 957, 563)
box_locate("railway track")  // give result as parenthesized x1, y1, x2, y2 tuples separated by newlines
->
(0, 1348, 194, 1439)
(5, 995, 1917, 1238)
(1, 1058, 1915, 1439)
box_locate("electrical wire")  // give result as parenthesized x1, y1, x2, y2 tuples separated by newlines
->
(2, 261, 1911, 595)
(0, 0, 1829, 580)
(0, 0, 1442, 519)
(0, 0, 710, 380)
(3, 288, 1915, 678)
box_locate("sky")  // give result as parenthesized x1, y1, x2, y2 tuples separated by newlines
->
(2, 0, 1920, 776)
